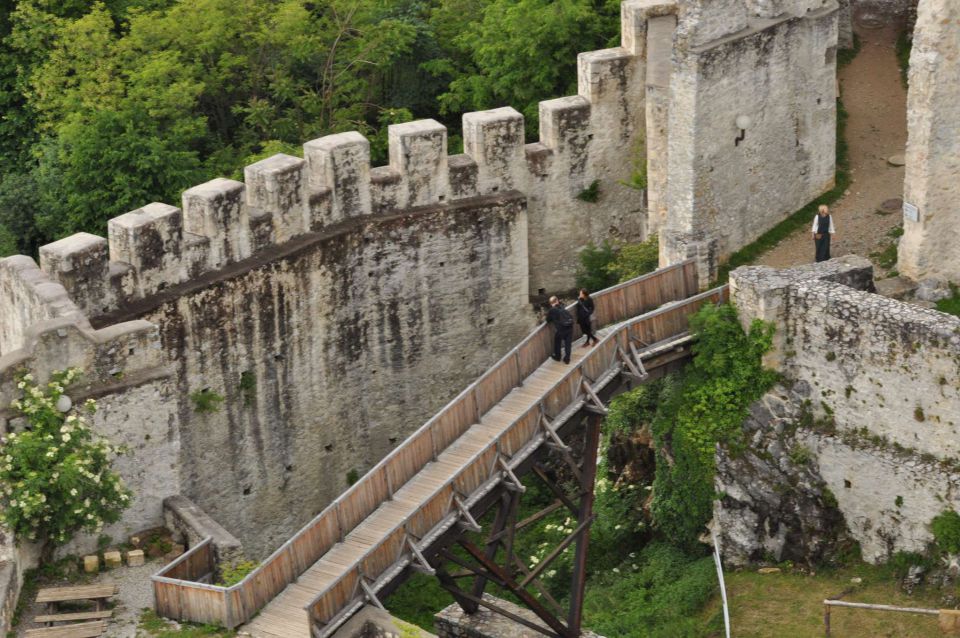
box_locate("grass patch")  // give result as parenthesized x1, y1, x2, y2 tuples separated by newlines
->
(870, 242, 898, 271)
(837, 33, 861, 69)
(722, 564, 947, 637)
(936, 283, 960, 317)
(896, 29, 912, 88)
(137, 609, 235, 638)
(715, 97, 851, 283)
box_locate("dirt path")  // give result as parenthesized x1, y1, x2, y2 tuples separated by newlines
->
(757, 23, 907, 269)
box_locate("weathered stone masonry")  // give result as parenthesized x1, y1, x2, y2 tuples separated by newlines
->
(0, 0, 845, 560)
(730, 257, 960, 562)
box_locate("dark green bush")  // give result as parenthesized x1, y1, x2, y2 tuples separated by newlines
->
(932, 510, 960, 554)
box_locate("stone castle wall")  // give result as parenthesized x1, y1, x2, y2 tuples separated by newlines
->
(0, 0, 845, 557)
(661, 0, 839, 283)
(731, 258, 960, 562)
(897, 0, 960, 283)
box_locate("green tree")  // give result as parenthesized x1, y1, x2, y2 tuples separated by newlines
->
(436, 0, 620, 136)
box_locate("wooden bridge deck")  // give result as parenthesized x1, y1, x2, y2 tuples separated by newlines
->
(152, 260, 715, 637)
(242, 346, 594, 638)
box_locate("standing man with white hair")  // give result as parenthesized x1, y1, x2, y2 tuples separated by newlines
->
(812, 204, 837, 262)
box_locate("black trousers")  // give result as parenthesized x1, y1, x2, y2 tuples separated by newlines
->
(578, 318, 596, 344)
(553, 327, 573, 363)
(815, 234, 831, 262)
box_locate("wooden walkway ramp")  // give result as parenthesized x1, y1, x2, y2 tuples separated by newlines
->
(152, 260, 723, 638)
(244, 347, 596, 638)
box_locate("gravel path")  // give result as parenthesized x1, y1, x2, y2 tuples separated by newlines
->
(757, 22, 907, 270)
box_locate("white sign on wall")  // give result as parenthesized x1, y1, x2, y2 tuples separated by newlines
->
(903, 201, 919, 223)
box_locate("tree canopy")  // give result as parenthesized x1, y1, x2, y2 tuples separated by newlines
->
(0, 0, 621, 256)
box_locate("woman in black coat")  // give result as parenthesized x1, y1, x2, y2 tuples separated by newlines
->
(576, 288, 598, 347)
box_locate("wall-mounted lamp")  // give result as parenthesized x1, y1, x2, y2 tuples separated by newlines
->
(56, 395, 73, 413)
(735, 115, 752, 146)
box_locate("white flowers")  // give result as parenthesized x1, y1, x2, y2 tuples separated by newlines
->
(70, 488, 78, 496)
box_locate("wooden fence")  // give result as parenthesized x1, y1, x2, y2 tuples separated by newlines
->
(151, 259, 701, 630)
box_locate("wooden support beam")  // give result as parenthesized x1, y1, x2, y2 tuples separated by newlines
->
(498, 457, 527, 492)
(458, 538, 573, 638)
(567, 414, 602, 634)
(519, 516, 594, 588)
(581, 379, 608, 416)
(454, 496, 482, 533)
(471, 494, 513, 602)
(628, 342, 648, 378)
(407, 536, 435, 576)
(359, 578, 385, 611)
(531, 464, 579, 517)
(436, 578, 559, 638)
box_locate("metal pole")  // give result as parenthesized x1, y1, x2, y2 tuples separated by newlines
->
(567, 414, 602, 635)
(711, 531, 731, 638)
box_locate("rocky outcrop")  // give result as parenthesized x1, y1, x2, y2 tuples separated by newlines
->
(713, 382, 851, 566)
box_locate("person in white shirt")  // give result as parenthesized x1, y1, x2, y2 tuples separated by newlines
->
(811, 204, 836, 262)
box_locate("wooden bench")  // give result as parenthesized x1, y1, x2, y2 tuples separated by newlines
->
(34, 610, 114, 625)
(25, 621, 106, 638)
(35, 585, 118, 611)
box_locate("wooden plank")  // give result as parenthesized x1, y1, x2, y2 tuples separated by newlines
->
(34, 611, 113, 624)
(24, 621, 106, 638)
(36, 586, 117, 603)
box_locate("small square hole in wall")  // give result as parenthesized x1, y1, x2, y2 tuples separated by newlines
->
(243, 486, 252, 496)
(439, 262, 445, 268)
(844, 479, 852, 489)
(492, 186, 499, 193)
(325, 444, 334, 453)
(389, 437, 397, 445)
(285, 465, 293, 473)
(128, 347, 135, 356)
(538, 288, 546, 296)
(438, 195, 445, 202)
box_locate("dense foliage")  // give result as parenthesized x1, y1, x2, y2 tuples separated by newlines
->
(0, 0, 622, 256)
(0, 368, 131, 546)
(575, 235, 660, 292)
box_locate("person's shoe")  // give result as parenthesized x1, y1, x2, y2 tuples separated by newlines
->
(563, 358, 570, 364)
(551, 355, 561, 362)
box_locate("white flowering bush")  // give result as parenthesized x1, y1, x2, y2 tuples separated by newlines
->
(0, 368, 131, 546)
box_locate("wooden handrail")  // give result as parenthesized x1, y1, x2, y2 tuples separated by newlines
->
(303, 284, 729, 636)
(151, 259, 701, 629)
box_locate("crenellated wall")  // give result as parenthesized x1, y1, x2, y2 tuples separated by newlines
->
(0, 290, 180, 557)
(0, 0, 849, 557)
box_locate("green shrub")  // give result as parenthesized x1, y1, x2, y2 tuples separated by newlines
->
(1, 368, 132, 546)
(607, 236, 659, 283)
(650, 303, 777, 550)
(931, 510, 960, 554)
(575, 241, 619, 292)
(576, 179, 600, 203)
(936, 283, 960, 317)
(583, 542, 720, 637)
(217, 558, 258, 586)
(190, 389, 224, 414)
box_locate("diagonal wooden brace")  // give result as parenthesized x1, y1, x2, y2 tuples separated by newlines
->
(617, 344, 647, 380)
(581, 379, 608, 415)
(498, 456, 527, 492)
(406, 536, 436, 576)
(359, 577, 385, 610)
(454, 496, 482, 532)
(628, 342, 649, 378)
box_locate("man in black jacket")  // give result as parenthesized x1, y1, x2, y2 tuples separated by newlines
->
(546, 296, 574, 364)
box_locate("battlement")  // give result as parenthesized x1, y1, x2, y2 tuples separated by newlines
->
(0, 255, 88, 356)
(28, 2, 671, 318)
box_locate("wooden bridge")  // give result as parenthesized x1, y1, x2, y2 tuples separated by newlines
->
(152, 260, 727, 638)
